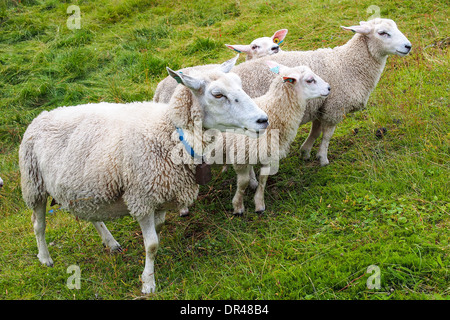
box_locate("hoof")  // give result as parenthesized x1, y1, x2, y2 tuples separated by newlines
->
(233, 211, 244, 217)
(179, 208, 189, 217)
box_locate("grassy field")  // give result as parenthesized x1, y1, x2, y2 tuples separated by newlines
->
(0, 0, 448, 300)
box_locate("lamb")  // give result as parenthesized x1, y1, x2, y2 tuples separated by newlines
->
(19, 55, 269, 294)
(225, 61, 330, 215)
(178, 62, 329, 216)
(153, 29, 288, 103)
(155, 19, 412, 167)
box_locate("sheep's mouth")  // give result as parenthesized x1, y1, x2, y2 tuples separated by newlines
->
(396, 50, 409, 55)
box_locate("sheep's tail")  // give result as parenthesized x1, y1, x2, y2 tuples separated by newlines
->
(19, 133, 47, 209)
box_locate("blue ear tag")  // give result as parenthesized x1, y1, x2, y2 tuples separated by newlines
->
(233, 48, 242, 53)
(269, 66, 280, 74)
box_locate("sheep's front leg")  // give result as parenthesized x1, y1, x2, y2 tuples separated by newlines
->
(137, 212, 159, 294)
(232, 165, 251, 216)
(316, 123, 336, 166)
(254, 167, 269, 214)
(92, 221, 122, 252)
(248, 166, 258, 190)
(300, 119, 322, 160)
(32, 200, 53, 267)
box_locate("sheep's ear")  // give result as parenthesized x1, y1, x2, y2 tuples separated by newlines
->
(225, 44, 251, 54)
(218, 54, 239, 73)
(341, 24, 371, 35)
(166, 67, 204, 91)
(271, 29, 288, 45)
(266, 60, 281, 74)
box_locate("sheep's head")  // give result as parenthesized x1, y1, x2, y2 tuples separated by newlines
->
(342, 18, 412, 58)
(266, 61, 331, 100)
(226, 29, 288, 60)
(167, 55, 269, 133)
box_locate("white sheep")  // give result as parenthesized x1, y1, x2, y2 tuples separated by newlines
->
(19, 55, 269, 294)
(153, 29, 288, 103)
(224, 61, 331, 215)
(225, 29, 288, 60)
(233, 18, 412, 166)
(155, 19, 412, 167)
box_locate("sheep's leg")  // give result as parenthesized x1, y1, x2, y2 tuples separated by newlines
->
(137, 211, 159, 294)
(254, 167, 269, 213)
(300, 119, 322, 160)
(92, 221, 122, 252)
(316, 123, 336, 166)
(179, 207, 189, 217)
(248, 166, 258, 190)
(155, 210, 166, 242)
(31, 200, 54, 267)
(232, 165, 251, 216)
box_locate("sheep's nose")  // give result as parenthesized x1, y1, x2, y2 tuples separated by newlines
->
(327, 86, 331, 92)
(271, 46, 279, 52)
(256, 116, 269, 128)
(404, 44, 412, 51)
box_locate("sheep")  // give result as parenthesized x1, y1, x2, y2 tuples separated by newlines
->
(18, 55, 269, 294)
(155, 19, 412, 167)
(224, 61, 330, 215)
(225, 29, 288, 60)
(232, 18, 412, 166)
(153, 29, 288, 103)
(178, 61, 329, 216)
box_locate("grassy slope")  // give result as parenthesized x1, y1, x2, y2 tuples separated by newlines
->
(0, 0, 448, 300)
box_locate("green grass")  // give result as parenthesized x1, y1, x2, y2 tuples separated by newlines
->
(0, 0, 449, 300)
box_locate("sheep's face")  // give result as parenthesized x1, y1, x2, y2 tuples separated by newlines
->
(266, 61, 331, 100)
(226, 29, 288, 60)
(167, 56, 269, 133)
(342, 19, 411, 58)
(200, 72, 269, 133)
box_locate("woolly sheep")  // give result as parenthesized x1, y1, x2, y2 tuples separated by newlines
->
(19, 56, 269, 294)
(155, 19, 412, 166)
(153, 29, 288, 103)
(225, 61, 331, 215)
(233, 18, 412, 166)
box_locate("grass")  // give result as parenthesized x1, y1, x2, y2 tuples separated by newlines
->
(0, 0, 449, 300)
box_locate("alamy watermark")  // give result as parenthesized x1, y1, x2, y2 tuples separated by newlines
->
(67, 265, 81, 290)
(366, 265, 381, 289)
(67, 5, 81, 30)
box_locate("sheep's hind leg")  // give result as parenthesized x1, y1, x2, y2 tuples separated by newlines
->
(137, 211, 159, 294)
(92, 221, 122, 252)
(300, 119, 322, 160)
(32, 200, 54, 267)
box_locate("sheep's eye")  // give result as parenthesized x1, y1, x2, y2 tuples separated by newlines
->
(251, 45, 259, 50)
(213, 93, 224, 99)
(306, 78, 316, 84)
(378, 31, 390, 37)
